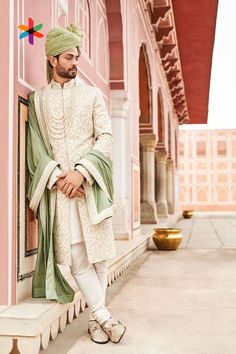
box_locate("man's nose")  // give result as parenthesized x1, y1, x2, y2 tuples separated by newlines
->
(72, 57, 78, 65)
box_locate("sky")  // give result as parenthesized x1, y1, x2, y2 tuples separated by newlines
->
(180, 0, 236, 131)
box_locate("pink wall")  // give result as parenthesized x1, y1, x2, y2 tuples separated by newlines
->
(0, 0, 16, 305)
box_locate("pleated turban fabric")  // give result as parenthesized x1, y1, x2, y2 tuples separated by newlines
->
(45, 24, 83, 83)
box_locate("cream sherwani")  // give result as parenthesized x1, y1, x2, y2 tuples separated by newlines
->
(33, 78, 116, 265)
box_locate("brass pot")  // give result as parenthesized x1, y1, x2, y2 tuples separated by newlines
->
(182, 210, 193, 219)
(152, 228, 183, 251)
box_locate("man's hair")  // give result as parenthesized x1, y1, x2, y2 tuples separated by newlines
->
(48, 54, 60, 69)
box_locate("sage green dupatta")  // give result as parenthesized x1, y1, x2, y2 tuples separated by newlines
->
(27, 92, 74, 304)
(75, 149, 114, 224)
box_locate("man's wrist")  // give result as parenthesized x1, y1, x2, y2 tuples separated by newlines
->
(75, 169, 85, 182)
(74, 165, 94, 186)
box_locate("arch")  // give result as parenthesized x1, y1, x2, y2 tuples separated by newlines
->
(196, 188, 207, 202)
(217, 188, 228, 202)
(76, 0, 91, 57)
(157, 89, 165, 144)
(139, 43, 153, 134)
(105, 0, 124, 89)
(97, 18, 109, 81)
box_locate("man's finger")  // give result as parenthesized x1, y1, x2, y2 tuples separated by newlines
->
(69, 187, 77, 198)
(77, 187, 85, 195)
(57, 179, 66, 191)
(75, 191, 84, 198)
(66, 185, 73, 197)
(62, 183, 69, 194)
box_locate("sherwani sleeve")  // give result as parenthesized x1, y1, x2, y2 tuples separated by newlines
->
(74, 88, 113, 183)
(92, 88, 113, 159)
(47, 166, 62, 190)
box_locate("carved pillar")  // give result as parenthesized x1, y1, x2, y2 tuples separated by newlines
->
(110, 90, 131, 239)
(166, 158, 175, 214)
(140, 135, 158, 224)
(155, 148, 169, 217)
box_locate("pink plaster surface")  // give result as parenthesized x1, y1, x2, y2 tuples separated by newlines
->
(0, 0, 10, 305)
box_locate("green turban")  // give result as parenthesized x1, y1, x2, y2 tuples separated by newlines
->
(45, 24, 83, 83)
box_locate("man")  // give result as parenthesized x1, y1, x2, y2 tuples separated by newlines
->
(27, 25, 126, 344)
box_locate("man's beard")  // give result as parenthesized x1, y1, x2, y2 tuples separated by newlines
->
(56, 64, 77, 79)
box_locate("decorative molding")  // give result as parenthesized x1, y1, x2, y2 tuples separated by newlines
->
(96, 17, 109, 84)
(140, 0, 190, 124)
(18, 78, 35, 92)
(110, 90, 130, 119)
(132, 161, 141, 230)
(58, 0, 68, 17)
(76, 0, 92, 60)
(17, 97, 37, 283)
(8, 0, 15, 306)
(140, 134, 157, 150)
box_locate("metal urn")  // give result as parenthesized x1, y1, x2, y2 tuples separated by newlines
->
(152, 228, 183, 251)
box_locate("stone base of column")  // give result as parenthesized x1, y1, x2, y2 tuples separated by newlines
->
(156, 201, 169, 218)
(132, 227, 142, 237)
(113, 199, 131, 240)
(141, 201, 158, 224)
(167, 202, 175, 214)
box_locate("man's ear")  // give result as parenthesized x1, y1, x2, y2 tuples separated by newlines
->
(48, 55, 57, 68)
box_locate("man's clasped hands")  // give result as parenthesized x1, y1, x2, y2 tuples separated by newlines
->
(55, 170, 85, 198)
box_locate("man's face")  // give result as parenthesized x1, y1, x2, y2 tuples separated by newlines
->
(52, 47, 80, 79)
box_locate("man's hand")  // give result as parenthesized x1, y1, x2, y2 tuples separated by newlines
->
(56, 171, 85, 198)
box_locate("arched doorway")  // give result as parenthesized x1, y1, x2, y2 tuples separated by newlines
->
(105, 0, 125, 89)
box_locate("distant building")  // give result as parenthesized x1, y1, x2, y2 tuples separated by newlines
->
(179, 129, 236, 211)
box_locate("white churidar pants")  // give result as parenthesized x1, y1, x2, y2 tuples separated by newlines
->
(71, 241, 111, 324)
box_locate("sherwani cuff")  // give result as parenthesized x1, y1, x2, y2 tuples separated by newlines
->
(47, 166, 61, 190)
(75, 165, 94, 186)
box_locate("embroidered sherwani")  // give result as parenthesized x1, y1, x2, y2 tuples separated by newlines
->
(29, 78, 116, 267)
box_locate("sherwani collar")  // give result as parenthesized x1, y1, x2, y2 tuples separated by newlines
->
(50, 78, 76, 90)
